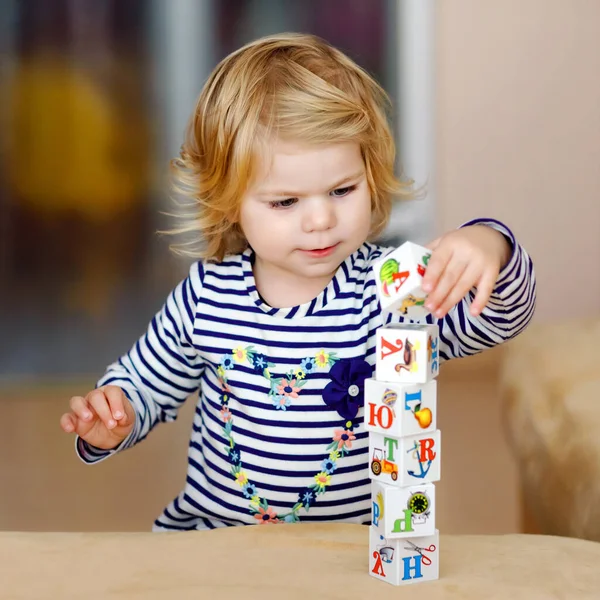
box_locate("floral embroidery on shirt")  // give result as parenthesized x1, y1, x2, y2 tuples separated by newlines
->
(215, 346, 371, 524)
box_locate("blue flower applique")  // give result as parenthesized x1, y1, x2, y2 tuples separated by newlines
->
(322, 358, 372, 420)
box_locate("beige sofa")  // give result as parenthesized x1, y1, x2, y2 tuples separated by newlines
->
(500, 318, 600, 541)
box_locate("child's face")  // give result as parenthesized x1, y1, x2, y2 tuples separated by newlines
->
(239, 138, 372, 297)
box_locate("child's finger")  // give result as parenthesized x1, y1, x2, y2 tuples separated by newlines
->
(433, 265, 480, 318)
(424, 257, 468, 313)
(69, 395, 94, 422)
(60, 412, 77, 433)
(103, 386, 128, 424)
(470, 269, 497, 316)
(87, 390, 117, 430)
(421, 246, 451, 293)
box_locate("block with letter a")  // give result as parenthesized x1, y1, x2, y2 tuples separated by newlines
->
(372, 241, 433, 319)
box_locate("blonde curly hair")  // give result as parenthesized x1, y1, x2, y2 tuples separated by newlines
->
(167, 32, 415, 261)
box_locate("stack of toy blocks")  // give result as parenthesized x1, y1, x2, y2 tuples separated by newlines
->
(366, 241, 441, 586)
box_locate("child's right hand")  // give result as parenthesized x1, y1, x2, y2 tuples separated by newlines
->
(59, 385, 135, 450)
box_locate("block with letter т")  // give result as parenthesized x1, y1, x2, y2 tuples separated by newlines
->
(376, 324, 439, 384)
(368, 430, 441, 486)
(371, 479, 436, 538)
(370, 527, 440, 586)
(372, 241, 432, 319)
(364, 378, 437, 438)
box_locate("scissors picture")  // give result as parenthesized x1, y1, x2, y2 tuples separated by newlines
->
(403, 540, 436, 566)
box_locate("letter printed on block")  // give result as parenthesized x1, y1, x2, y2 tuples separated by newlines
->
(369, 430, 441, 487)
(376, 324, 439, 384)
(373, 241, 433, 319)
(369, 527, 440, 586)
(364, 378, 437, 437)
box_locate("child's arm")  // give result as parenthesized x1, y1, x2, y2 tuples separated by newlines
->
(61, 262, 206, 463)
(384, 218, 536, 361)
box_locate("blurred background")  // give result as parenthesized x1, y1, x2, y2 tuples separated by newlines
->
(1, 0, 599, 536)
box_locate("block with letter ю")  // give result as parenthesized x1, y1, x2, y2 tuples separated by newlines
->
(371, 479, 436, 539)
(370, 527, 440, 586)
(364, 378, 437, 437)
(368, 430, 441, 486)
(372, 242, 433, 319)
(376, 324, 439, 384)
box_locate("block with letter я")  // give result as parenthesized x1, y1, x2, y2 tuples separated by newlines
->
(376, 323, 439, 384)
(368, 430, 441, 487)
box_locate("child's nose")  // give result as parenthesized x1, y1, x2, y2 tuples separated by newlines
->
(302, 197, 337, 232)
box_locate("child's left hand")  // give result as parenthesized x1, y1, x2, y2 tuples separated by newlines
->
(421, 225, 512, 318)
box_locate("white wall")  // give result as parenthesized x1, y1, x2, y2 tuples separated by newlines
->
(436, 0, 600, 322)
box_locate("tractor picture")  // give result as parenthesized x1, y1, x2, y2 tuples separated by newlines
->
(371, 448, 399, 481)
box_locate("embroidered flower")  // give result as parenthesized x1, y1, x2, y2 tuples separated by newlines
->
(299, 488, 317, 509)
(272, 395, 291, 411)
(323, 358, 371, 420)
(228, 449, 240, 465)
(242, 483, 257, 498)
(321, 458, 338, 474)
(329, 450, 340, 461)
(332, 428, 356, 451)
(294, 368, 306, 380)
(300, 357, 316, 374)
(232, 346, 247, 363)
(277, 378, 301, 399)
(314, 471, 331, 489)
(315, 350, 330, 368)
(252, 354, 267, 373)
(235, 471, 249, 486)
(217, 365, 227, 379)
(220, 406, 232, 422)
(254, 506, 278, 524)
(220, 355, 235, 370)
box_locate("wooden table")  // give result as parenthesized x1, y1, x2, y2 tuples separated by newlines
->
(1, 524, 599, 599)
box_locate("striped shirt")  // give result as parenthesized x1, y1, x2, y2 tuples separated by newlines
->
(77, 218, 536, 531)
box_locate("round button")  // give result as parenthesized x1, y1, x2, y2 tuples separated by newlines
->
(348, 384, 359, 397)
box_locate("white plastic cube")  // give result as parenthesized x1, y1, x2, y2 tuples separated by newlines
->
(364, 379, 437, 437)
(368, 430, 441, 486)
(376, 324, 439, 384)
(371, 480, 436, 538)
(370, 527, 440, 586)
(373, 242, 432, 319)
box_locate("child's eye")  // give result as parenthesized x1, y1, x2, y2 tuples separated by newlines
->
(269, 198, 298, 209)
(331, 185, 356, 197)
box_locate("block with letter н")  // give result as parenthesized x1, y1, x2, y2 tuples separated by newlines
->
(372, 241, 433, 320)
(369, 526, 439, 586)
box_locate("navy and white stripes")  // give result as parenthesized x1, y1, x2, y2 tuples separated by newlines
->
(76, 218, 536, 531)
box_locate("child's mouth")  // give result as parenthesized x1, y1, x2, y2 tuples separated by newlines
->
(303, 244, 339, 258)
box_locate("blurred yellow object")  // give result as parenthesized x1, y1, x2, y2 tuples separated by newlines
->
(5, 57, 149, 221)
